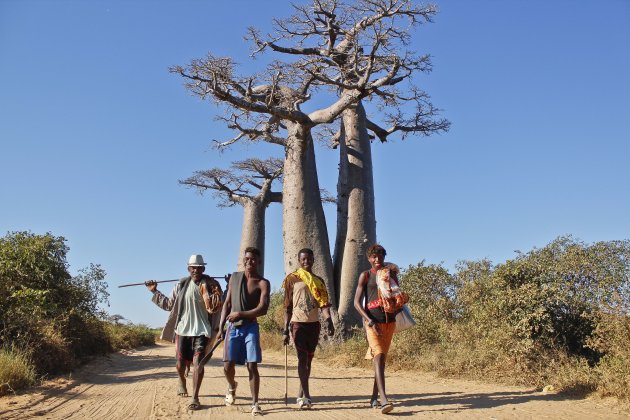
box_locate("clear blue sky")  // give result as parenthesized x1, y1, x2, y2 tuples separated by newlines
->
(2, 1, 629, 328)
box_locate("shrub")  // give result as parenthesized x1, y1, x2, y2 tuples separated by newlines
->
(0, 347, 36, 396)
(323, 236, 630, 402)
(399, 262, 459, 346)
(258, 290, 284, 333)
(104, 322, 156, 351)
(0, 232, 110, 367)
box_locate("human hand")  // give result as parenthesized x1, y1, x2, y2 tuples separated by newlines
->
(282, 332, 290, 346)
(226, 311, 241, 322)
(326, 318, 335, 337)
(145, 280, 157, 292)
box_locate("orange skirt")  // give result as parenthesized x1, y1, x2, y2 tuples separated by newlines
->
(364, 320, 395, 359)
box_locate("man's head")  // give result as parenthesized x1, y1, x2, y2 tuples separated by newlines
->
(298, 248, 314, 272)
(366, 244, 386, 270)
(187, 254, 206, 281)
(243, 247, 261, 274)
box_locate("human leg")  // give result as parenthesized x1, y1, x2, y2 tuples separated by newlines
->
(296, 350, 311, 400)
(291, 322, 319, 405)
(243, 323, 262, 411)
(175, 335, 193, 397)
(364, 322, 395, 413)
(223, 361, 238, 405)
(373, 353, 388, 404)
(223, 323, 244, 405)
(176, 360, 188, 396)
(190, 336, 209, 406)
(246, 362, 260, 404)
(370, 378, 379, 407)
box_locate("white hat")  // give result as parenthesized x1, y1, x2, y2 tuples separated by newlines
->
(187, 254, 207, 266)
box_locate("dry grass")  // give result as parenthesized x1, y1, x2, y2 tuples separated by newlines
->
(0, 347, 36, 396)
(300, 325, 630, 405)
(260, 330, 285, 353)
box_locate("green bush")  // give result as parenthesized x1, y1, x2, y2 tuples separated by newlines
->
(325, 236, 630, 401)
(258, 290, 284, 333)
(399, 261, 460, 346)
(104, 322, 156, 351)
(0, 232, 110, 370)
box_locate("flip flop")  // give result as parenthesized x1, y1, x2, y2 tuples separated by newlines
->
(188, 397, 200, 410)
(177, 382, 188, 397)
(300, 398, 312, 410)
(380, 403, 394, 414)
(370, 399, 380, 409)
(225, 382, 238, 406)
(251, 402, 262, 416)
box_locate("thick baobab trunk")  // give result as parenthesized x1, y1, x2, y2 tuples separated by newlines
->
(333, 100, 376, 330)
(282, 122, 338, 309)
(237, 199, 267, 276)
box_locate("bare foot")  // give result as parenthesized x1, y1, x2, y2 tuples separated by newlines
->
(177, 381, 188, 397)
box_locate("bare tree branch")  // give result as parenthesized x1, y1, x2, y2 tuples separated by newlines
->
(179, 158, 283, 207)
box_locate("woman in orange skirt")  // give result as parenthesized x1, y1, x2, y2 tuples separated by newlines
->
(353, 244, 396, 414)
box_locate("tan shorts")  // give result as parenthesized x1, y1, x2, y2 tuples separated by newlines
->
(364, 320, 395, 359)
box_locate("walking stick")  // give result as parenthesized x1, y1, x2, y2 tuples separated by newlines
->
(199, 335, 224, 366)
(284, 343, 288, 406)
(118, 275, 229, 288)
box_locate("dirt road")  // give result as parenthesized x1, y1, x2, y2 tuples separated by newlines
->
(0, 342, 627, 419)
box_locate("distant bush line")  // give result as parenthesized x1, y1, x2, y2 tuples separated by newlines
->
(0, 231, 155, 396)
(259, 236, 630, 403)
(3, 231, 628, 403)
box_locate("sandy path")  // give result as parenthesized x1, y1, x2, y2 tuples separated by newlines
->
(0, 342, 627, 419)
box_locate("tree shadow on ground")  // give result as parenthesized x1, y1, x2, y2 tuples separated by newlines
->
(385, 390, 587, 415)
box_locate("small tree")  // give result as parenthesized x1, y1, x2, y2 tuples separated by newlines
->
(180, 158, 282, 275)
(0, 231, 109, 373)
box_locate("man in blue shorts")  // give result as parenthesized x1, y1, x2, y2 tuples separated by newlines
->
(219, 247, 270, 416)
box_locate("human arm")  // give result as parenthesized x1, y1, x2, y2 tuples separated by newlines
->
(282, 276, 293, 345)
(226, 278, 271, 322)
(321, 306, 334, 336)
(353, 272, 375, 328)
(146, 280, 177, 311)
(219, 282, 232, 340)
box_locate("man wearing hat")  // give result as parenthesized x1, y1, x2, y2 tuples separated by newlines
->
(145, 254, 223, 410)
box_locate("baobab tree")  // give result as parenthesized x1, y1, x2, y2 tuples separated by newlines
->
(248, 0, 450, 328)
(170, 15, 412, 321)
(179, 158, 283, 275)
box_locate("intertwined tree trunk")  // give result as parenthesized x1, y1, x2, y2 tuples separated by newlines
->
(282, 122, 337, 306)
(175, 0, 450, 333)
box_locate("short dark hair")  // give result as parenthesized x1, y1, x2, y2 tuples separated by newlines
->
(298, 248, 314, 258)
(244, 246, 261, 257)
(367, 244, 386, 257)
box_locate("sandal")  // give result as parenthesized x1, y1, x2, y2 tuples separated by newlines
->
(370, 399, 380, 409)
(380, 402, 394, 414)
(188, 397, 200, 410)
(251, 402, 262, 416)
(225, 382, 238, 406)
(297, 397, 312, 410)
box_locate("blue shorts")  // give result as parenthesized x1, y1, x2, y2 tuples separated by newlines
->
(223, 321, 262, 365)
